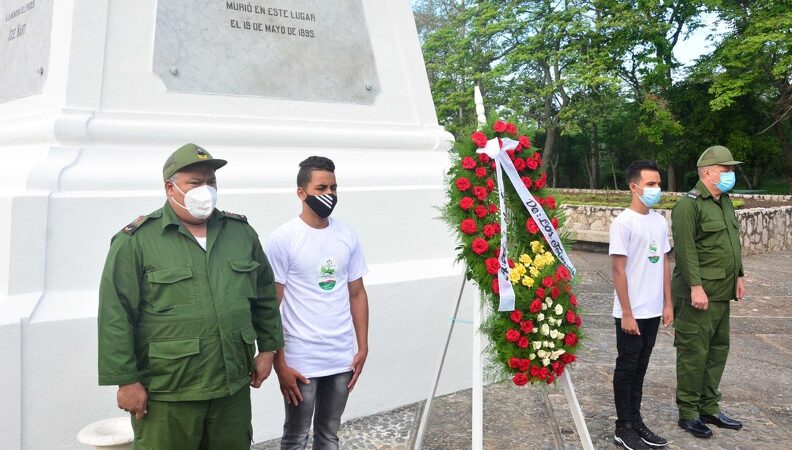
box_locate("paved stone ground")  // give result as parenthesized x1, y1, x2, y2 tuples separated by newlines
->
(254, 250, 792, 450)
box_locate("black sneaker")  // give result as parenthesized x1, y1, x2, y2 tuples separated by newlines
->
(635, 420, 667, 447)
(614, 422, 650, 450)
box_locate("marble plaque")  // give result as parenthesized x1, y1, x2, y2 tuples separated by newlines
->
(0, 0, 53, 103)
(153, 0, 380, 104)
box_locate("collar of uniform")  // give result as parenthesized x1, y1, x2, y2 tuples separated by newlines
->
(695, 179, 712, 199)
(159, 201, 223, 233)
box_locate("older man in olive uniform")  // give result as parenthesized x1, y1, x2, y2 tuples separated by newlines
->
(671, 145, 746, 439)
(98, 143, 283, 450)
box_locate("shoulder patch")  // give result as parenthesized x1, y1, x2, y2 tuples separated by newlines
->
(224, 211, 248, 222)
(686, 189, 700, 199)
(121, 215, 149, 235)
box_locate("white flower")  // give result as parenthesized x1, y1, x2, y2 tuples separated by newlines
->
(550, 329, 559, 339)
(537, 350, 547, 358)
(533, 341, 542, 350)
(555, 304, 563, 315)
(537, 313, 545, 321)
(545, 297, 553, 306)
(558, 332, 565, 340)
(543, 340, 551, 348)
(548, 342, 555, 348)
(541, 303, 548, 311)
(532, 328, 538, 334)
(529, 353, 536, 360)
(552, 349, 566, 360)
(548, 318, 556, 326)
(541, 324, 550, 335)
(542, 358, 551, 366)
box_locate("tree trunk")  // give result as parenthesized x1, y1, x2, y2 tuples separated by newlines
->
(737, 165, 753, 190)
(587, 125, 599, 189)
(667, 163, 677, 192)
(544, 125, 558, 185)
(611, 158, 618, 190)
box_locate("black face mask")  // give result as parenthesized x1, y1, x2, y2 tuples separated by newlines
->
(305, 194, 337, 218)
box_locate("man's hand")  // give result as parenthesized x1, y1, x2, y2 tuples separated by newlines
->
(275, 363, 309, 406)
(250, 352, 275, 388)
(736, 276, 745, 301)
(347, 348, 368, 391)
(691, 285, 708, 310)
(662, 304, 674, 327)
(620, 315, 640, 335)
(117, 382, 148, 420)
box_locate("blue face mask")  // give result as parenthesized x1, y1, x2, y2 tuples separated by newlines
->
(713, 171, 736, 193)
(635, 185, 662, 208)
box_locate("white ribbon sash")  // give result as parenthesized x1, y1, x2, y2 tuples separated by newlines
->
(477, 138, 577, 311)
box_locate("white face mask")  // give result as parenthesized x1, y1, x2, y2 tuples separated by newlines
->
(171, 183, 217, 220)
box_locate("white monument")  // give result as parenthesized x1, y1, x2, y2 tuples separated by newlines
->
(0, 1, 472, 448)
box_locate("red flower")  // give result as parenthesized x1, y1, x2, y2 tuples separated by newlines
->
(508, 258, 515, 268)
(550, 286, 561, 299)
(506, 149, 515, 160)
(489, 204, 498, 214)
(509, 357, 520, 369)
(493, 247, 501, 258)
(551, 217, 559, 228)
(546, 373, 554, 384)
(482, 224, 497, 238)
(517, 358, 531, 372)
(535, 288, 545, 299)
(485, 257, 500, 275)
(556, 266, 570, 281)
(542, 276, 554, 288)
(513, 373, 529, 386)
(475, 167, 487, 178)
(576, 316, 583, 327)
(519, 135, 531, 148)
(473, 186, 488, 201)
(474, 205, 488, 218)
(526, 157, 539, 170)
(520, 320, 534, 333)
(521, 176, 532, 188)
(526, 218, 540, 234)
(460, 219, 478, 235)
(535, 173, 547, 189)
(456, 177, 471, 191)
(513, 158, 526, 171)
(529, 299, 542, 313)
(566, 310, 576, 324)
(486, 178, 495, 192)
(471, 131, 488, 148)
(461, 157, 477, 170)
(539, 367, 549, 380)
(478, 153, 490, 163)
(555, 364, 565, 376)
(564, 332, 578, 346)
(552, 361, 562, 374)
(492, 222, 501, 233)
(506, 122, 518, 135)
(546, 196, 557, 209)
(492, 277, 500, 294)
(491, 161, 497, 170)
(517, 336, 530, 349)
(533, 151, 542, 164)
(530, 366, 540, 377)
(510, 310, 523, 323)
(560, 353, 576, 364)
(459, 197, 474, 210)
(505, 329, 520, 342)
(471, 238, 489, 255)
(493, 120, 507, 133)
(569, 294, 578, 306)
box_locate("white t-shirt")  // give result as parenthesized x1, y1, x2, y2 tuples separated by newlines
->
(265, 217, 368, 378)
(608, 208, 671, 319)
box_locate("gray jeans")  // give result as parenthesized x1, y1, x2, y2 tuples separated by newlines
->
(280, 371, 353, 450)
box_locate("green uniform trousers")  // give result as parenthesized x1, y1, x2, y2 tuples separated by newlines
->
(673, 297, 730, 420)
(131, 386, 252, 450)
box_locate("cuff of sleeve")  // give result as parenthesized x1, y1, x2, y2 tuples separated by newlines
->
(257, 337, 285, 353)
(99, 374, 140, 386)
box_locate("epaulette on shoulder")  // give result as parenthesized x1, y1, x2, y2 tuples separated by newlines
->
(224, 211, 248, 222)
(121, 215, 150, 235)
(686, 189, 700, 199)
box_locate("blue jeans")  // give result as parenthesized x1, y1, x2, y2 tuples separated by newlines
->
(280, 371, 353, 450)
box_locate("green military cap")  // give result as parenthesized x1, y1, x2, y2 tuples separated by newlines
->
(696, 145, 743, 167)
(162, 143, 227, 180)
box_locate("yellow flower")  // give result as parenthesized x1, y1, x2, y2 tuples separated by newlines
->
(543, 253, 555, 265)
(521, 276, 535, 287)
(515, 263, 526, 277)
(529, 266, 540, 277)
(530, 241, 543, 253)
(534, 257, 546, 269)
(519, 254, 533, 265)
(509, 268, 522, 283)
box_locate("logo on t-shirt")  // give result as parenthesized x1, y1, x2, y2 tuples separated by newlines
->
(318, 257, 337, 291)
(648, 240, 660, 264)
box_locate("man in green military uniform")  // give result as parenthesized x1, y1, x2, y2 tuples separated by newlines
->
(98, 143, 284, 450)
(672, 145, 746, 439)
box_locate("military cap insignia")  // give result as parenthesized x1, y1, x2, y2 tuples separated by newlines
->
(224, 211, 248, 222)
(686, 189, 700, 199)
(121, 215, 150, 235)
(196, 146, 209, 160)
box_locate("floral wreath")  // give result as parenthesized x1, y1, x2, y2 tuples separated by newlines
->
(442, 118, 583, 385)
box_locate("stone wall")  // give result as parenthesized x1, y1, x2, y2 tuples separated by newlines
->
(556, 191, 792, 255)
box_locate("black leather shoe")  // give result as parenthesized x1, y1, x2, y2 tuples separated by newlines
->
(701, 412, 743, 430)
(678, 418, 713, 438)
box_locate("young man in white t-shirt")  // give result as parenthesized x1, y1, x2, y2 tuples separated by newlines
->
(265, 156, 369, 450)
(609, 160, 674, 450)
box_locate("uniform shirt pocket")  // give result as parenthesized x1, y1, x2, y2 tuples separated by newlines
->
(228, 259, 260, 299)
(700, 267, 726, 280)
(144, 266, 196, 312)
(146, 337, 201, 392)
